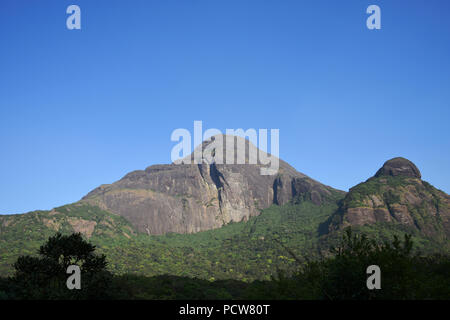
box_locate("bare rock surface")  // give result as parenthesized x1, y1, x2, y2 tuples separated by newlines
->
(82, 135, 342, 235)
(375, 157, 422, 179)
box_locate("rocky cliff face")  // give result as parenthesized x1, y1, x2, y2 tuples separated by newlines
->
(82, 135, 342, 235)
(329, 157, 450, 238)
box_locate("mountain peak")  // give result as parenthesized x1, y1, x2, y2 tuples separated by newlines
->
(82, 135, 342, 235)
(375, 157, 421, 179)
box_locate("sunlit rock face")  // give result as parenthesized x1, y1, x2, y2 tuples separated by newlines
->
(82, 135, 341, 235)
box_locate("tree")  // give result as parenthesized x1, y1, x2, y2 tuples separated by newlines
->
(11, 232, 113, 299)
(320, 228, 418, 300)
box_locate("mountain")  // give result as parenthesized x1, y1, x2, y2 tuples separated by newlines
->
(1, 142, 449, 280)
(81, 135, 343, 235)
(328, 157, 450, 240)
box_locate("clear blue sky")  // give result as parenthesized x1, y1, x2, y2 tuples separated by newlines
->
(1, 0, 449, 214)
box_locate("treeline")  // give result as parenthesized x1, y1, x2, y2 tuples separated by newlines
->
(0, 230, 449, 300)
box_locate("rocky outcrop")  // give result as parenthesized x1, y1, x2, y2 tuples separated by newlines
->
(375, 157, 421, 179)
(82, 135, 342, 235)
(329, 157, 450, 238)
(67, 218, 97, 238)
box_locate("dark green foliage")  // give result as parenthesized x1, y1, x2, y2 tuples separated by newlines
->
(323, 229, 416, 299)
(9, 233, 113, 299)
(268, 228, 450, 300)
(37, 233, 105, 272)
(1, 229, 450, 300)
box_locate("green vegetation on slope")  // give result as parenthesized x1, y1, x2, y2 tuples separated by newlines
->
(1, 197, 449, 283)
(328, 174, 450, 242)
(0, 204, 134, 276)
(95, 201, 338, 281)
(2, 228, 449, 300)
(0, 201, 338, 280)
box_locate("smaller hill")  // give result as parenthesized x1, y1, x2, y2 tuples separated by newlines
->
(328, 157, 450, 241)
